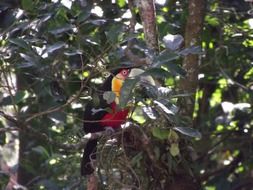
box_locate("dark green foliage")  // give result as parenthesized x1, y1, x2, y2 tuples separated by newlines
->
(0, 0, 253, 189)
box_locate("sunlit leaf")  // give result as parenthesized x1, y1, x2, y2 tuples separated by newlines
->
(205, 15, 220, 26)
(44, 42, 66, 54)
(9, 38, 31, 50)
(168, 130, 179, 142)
(163, 34, 184, 51)
(90, 19, 106, 25)
(49, 25, 73, 35)
(0, 91, 29, 105)
(117, 0, 126, 8)
(48, 112, 66, 124)
(142, 106, 158, 119)
(157, 87, 173, 98)
(152, 128, 170, 140)
(17, 62, 36, 68)
(173, 127, 202, 138)
(170, 143, 180, 156)
(154, 100, 175, 115)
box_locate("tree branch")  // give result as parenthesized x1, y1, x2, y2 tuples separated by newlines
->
(199, 152, 243, 182)
(0, 111, 19, 125)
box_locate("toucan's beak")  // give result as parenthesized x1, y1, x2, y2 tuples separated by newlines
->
(128, 68, 156, 86)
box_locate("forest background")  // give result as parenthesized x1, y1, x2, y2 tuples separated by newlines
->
(0, 0, 253, 189)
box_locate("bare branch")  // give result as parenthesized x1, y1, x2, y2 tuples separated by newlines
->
(0, 111, 18, 125)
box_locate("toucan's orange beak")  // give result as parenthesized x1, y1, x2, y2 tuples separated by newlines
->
(112, 70, 129, 97)
(112, 77, 123, 97)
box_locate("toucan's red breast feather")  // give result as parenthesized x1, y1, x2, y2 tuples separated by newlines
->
(100, 102, 129, 128)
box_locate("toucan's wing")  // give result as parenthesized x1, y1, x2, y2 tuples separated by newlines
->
(83, 101, 109, 133)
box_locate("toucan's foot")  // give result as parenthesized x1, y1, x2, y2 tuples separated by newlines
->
(105, 127, 115, 135)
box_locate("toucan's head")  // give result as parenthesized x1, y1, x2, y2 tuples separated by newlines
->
(111, 68, 155, 100)
(111, 68, 131, 97)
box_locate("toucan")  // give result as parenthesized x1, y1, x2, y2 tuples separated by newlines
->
(81, 67, 155, 176)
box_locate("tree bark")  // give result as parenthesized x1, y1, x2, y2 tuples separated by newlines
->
(138, 0, 159, 53)
(179, 0, 206, 118)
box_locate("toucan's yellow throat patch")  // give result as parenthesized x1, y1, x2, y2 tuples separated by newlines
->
(112, 77, 123, 97)
(111, 69, 130, 99)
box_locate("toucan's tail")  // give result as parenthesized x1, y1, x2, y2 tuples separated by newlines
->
(81, 139, 98, 176)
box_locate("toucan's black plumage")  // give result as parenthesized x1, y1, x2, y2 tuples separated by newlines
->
(81, 68, 131, 176)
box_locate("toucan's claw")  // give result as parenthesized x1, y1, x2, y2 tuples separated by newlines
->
(105, 127, 115, 135)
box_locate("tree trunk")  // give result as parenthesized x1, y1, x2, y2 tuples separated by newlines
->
(138, 0, 159, 53)
(179, 0, 206, 118)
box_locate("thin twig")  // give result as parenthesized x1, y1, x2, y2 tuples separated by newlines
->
(0, 64, 18, 114)
(0, 111, 19, 125)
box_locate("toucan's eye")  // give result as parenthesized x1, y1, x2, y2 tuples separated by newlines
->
(121, 69, 129, 77)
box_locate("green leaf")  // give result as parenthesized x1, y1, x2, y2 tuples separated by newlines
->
(157, 87, 173, 98)
(20, 53, 36, 63)
(119, 78, 138, 108)
(153, 50, 179, 67)
(178, 46, 202, 56)
(163, 34, 184, 51)
(21, 0, 34, 11)
(106, 24, 124, 44)
(162, 62, 186, 77)
(0, 91, 29, 105)
(77, 11, 91, 23)
(103, 91, 116, 104)
(49, 25, 73, 35)
(154, 100, 175, 115)
(48, 112, 66, 124)
(173, 127, 202, 138)
(142, 106, 158, 120)
(117, 0, 126, 8)
(44, 42, 66, 54)
(168, 130, 179, 142)
(9, 38, 31, 50)
(141, 68, 171, 79)
(14, 91, 29, 104)
(131, 152, 143, 166)
(152, 128, 170, 140)
(205, 15, 220, 26)
(170, 143, 180, 157)
(32, 146, 50, 159)
(152, 50, 185, 77)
